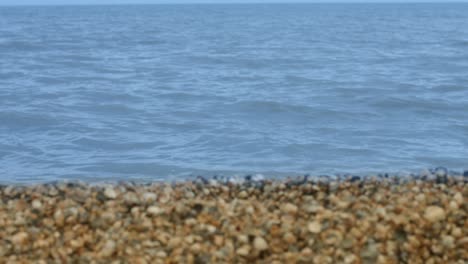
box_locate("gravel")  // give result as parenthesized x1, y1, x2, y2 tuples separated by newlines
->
(0, 172, 466, 263)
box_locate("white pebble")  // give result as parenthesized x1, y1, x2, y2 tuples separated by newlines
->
(104, 187, 117, 199)
(308, 221, 322, 233)
(253, 237, 268, 251)
(32, 200, 43, 210)
(147, 206, 163, 216)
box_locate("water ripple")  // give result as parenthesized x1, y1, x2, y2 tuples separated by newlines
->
(1, 4, 468, 182)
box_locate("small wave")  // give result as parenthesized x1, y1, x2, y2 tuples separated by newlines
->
(369, 96, 453, 112)
(158, 92, 229, 102)
(71, 137, 160, 151)
(0, 111, 60, 129)
(224, 100, 352, 120)
(0, 40, 43, 52)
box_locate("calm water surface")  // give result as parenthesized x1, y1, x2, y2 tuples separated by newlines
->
(1, 4, 468, 183)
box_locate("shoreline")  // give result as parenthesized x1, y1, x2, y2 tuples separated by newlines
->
(0, 173, 466, 263)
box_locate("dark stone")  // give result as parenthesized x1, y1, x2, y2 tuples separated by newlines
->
(254, 181, 265, 191)
(194, 255, 209, 264)
(350, 176, 361, 182)
(96, 191, 107, 202)
(434, 167, 448, 184)
(434, 167, 448, 177)
(436, 176, 448, 184)
(244, 175, 252, 181)
(286, 175, 308, 187)
(195, 176, 209, 185)
(192, 203, 204, 214)
(463, 170, 468, 177)
(318, 175, 330, 182)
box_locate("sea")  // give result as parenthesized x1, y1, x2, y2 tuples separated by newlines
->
(1, 3, 468, 183)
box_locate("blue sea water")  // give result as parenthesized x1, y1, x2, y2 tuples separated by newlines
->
(1, 3, 468, 183)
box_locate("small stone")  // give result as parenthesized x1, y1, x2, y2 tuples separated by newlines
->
(236, 245, 250, 256)
(283, 232, 296, 244)
(11, 232, 29, 245)
(435, 167, 448, 184)
(167, 237, 182, 249)
(350, 176, 360, 182)
(282, 203, 298, 214)
(100, 240, 116, 257)
(442, 235, 455, 249)
(453, 192, 463, 205)
(206, 224, 216, 233)
(104, 187, 117, 199)
(424, 206, 446, 222)
(341, 237, 354, 249)
(46, 186, 59, 196)
(31, 199, 43, 210)
(238, 190, 248, 199)
(190, 243, 202, 253)
(344, 254, 357, 264)
(360, 242, 378, 262)
(449, 201, 458, 210)
(301, 247, 312, 256)
(156, 250, 167, 258)
(142, 192, 157, 204)
(434, 167, 447, 177)
(184, 191, 195, 199)
(54, 209, 64, 226)
(159, 194, 170, 204)
(308, 221, 322, 233)
(253, 237, 268, 251)
(123, 192, 140, 205)
(237, 234, 249, 244)
(420, 168, 431, 177)
(185, 235, 195, 244)
(147, 206, 163, 216)
(304, 204, 322, 213)
(214, 235, 224, 247)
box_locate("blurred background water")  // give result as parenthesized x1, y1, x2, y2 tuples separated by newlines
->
(1, 3, 468, 183)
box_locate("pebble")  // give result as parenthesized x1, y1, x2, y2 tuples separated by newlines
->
(147, 206, 164, 216)
(238, 190, 248, 199)
(142, 192, 157, 204)
(360, 242, 378, 262)
(104, 187, 117, 199)
(283, 232, 297, 244)
(434, 167, 448, 177)
(100, 240, 116, 257)
(282, 203, 298, 214)
(236, 245, 251, 257)
(308, 221, 322, 233)
(11, 232, 29, 245)
(31, 200, 43, 210)
(424, 206, 446, 222)
(123, 192, 140, 205)
(253, 236, 268, 251)
(453, 192, 463, 205)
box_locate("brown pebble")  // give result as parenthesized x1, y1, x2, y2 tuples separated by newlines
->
(424, 206, 446, 222)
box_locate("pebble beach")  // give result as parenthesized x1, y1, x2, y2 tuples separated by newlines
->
(0, 171, 466, 263)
